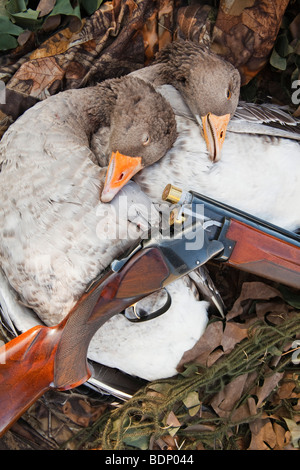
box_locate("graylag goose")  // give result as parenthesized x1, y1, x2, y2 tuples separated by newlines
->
(0, 73, 214, 382)
(118, 41, 300, 231)
(133, 86, 300, 232)
(153, 41, 300, 146)
(0, 75, 177, 326)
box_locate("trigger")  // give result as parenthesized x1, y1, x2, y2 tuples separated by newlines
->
(124, 288, 172, 323)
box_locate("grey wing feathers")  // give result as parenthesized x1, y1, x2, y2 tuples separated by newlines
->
(229, 102, 300, 141)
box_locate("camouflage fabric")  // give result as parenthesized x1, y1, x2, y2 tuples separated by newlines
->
(0, 0, 293, 137)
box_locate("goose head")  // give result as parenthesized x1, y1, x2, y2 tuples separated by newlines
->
(155, 40, 241, 162)
(100, 77, 177, 202)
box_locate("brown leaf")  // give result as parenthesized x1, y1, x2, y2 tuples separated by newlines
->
(248, 418, 277, 450)
(166, 410, 181, 428)
(17, 31, 34, 47)
(156, 435, 179, 450)
(211, 0, 290, 85)
(227, 282, 283, 320)
(62, 397, 107, 428)
(210, 373, 249, 418)
(230, 396, 257, 423)
(36, 0, 56, 17)
(274, 372, 299, 400)
(273, 421, 287, 449)
(255, 300, 290, 323)
(184, 423, 216, 433)
(42, 15, 62, 33)
(221, 321, 250, 353)
(253, 371, 284, 408)
(176, 320, 224, 371)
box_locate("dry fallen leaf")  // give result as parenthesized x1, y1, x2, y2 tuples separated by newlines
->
(254, 371, 284, 408)
(221, 321, 250, 354)
(177, 320, 224, 370)
(248, 418, 277, 450)
(226, 281, 283, 320)
(210, 373, 249, 418)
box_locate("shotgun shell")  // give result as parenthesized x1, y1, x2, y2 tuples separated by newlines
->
(162, 184, 183, 204)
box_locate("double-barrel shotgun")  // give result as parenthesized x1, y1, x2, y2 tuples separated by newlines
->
(0, 184, 299, 436)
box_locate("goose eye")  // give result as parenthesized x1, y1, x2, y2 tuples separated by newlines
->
(226, 89, 232, 100)
(143, 135, 150, 146)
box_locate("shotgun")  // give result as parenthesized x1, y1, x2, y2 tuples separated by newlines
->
(0, 184, 299, 437)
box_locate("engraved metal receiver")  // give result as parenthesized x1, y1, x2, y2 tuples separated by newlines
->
(116, 184, 226, 323)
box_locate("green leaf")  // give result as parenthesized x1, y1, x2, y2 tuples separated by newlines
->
(0, 0, 10, 17)
(0, 32, 18, 49)
(279, 285, 300, 309)
(0, 15, 24, 34)
(268, 345, 283, 357)
(5, 0, 42, 30)
(9, 11, 42, 30)
(270, 48, 287, 71)
(276, 34, 290, 58)
(80, 0, 103, 15)
(5, 0, 28, 15)
(179, 363, 199, 377)
(122, 430, 150, 450)
(49, 0, 81, 19)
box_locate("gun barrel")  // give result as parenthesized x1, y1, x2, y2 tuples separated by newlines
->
(163, 185, 300, 288)
(187, 188, 300, 289)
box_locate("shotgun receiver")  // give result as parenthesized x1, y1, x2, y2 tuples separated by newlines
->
(0, 184, 299, 436)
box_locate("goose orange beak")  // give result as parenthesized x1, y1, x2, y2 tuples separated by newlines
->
(201, 113, 230, 163)
(101, 151, 143, 203)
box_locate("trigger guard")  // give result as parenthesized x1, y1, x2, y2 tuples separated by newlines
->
(123, 288, 172, 323)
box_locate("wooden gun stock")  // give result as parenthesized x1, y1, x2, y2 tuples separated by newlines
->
(0, 247, 170, 437)
(224, 219, 300, 289)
